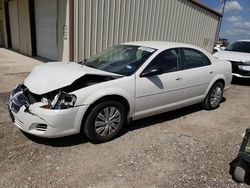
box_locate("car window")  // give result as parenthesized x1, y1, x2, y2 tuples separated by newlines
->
(144, 49, 180, 73)
(181, 48, 211, 69)
(225, 41, 250, 53)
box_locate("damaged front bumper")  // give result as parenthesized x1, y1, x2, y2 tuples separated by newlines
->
(8, 85, 89, 138)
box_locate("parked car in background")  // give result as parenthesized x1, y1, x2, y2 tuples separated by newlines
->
(214, 40, 250, 78)
(9, 41, 232, 142)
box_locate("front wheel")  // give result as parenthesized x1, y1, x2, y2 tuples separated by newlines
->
(84, 100, 126, 143)
(202, 82, 224, 110)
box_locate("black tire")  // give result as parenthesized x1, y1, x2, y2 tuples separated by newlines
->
(233, 159, 247, 183)
(202, 82, 224, 110)
(84, 100, 126, 143)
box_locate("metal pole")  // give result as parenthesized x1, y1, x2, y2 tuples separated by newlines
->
(216, 0, 226, 41)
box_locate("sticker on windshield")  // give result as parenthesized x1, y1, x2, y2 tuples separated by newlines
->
(126, 65, 132, 69)
(138, 46, 155, 53)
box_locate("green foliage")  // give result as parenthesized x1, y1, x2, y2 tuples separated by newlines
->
(244, 145, 250, 153)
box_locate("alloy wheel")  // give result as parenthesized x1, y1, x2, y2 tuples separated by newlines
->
(210, 86, 222, 108)
(94, 106, 121, 137)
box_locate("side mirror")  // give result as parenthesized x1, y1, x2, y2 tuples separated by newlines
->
(140, 67, 163, 77)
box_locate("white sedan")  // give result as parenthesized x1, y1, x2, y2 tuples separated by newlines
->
(9, 41, 232, 142)
(214, 40, 250, 78)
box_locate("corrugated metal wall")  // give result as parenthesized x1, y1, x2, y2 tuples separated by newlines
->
(35, 0, 58, 60)
(0, 0, 4, 46)
(2, 0, 32, 55)
(2, 0, 67, 59)
(17, 0, 32, 55)
(74, 0, 220, 61)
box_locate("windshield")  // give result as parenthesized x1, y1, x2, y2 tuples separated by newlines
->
(83, 45, 156, 76)
(225, 41, 250, 53)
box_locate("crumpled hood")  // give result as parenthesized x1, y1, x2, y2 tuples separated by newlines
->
(24, 62, 121, 95)
(214, 50, 250, 62)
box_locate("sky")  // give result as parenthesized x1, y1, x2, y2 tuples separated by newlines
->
(200, 0, 250, 42)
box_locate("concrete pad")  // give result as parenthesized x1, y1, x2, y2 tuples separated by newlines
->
(0, 73, 30, 93)
(0, 48, 44, 93)
(0, 48, 43, 75)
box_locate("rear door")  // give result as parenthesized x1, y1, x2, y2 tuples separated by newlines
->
(178, 48, 214, 101)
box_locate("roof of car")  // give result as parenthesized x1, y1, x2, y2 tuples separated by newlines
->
(123, 41, 201, 51)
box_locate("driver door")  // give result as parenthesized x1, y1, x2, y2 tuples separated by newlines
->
(134, 48, 185, 119)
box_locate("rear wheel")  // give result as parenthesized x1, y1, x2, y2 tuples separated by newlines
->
(84, 100, 126, 143)
(202, 82, 224, 110)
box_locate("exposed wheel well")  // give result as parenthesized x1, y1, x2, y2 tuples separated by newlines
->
(214, 79, 225, 88)
(80, 95, 130, 131)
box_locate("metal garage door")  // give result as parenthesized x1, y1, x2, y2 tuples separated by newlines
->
(35, 0, 58, 60)
(8, 0, 20, 51)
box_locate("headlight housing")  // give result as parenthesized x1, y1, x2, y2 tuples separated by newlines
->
(41, 91, 77, 109)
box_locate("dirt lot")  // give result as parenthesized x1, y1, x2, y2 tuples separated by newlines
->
(0, 74, 250, 188)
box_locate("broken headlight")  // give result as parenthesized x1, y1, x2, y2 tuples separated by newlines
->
(41, 91, 77, 109)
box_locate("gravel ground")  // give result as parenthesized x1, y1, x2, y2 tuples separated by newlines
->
(0, 74, 250, 188)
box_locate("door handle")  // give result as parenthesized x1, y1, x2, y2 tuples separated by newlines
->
(176, 76, 183, 81)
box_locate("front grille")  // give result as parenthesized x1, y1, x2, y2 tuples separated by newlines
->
(230, 61, 250, 76)
(11, 102, 22, 114)
(9, 84, 40, 114)
(9, 85, 27, 113)
(231, 63, 240, 73)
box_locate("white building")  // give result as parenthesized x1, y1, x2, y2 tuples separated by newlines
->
(0, 0, 221, 62)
